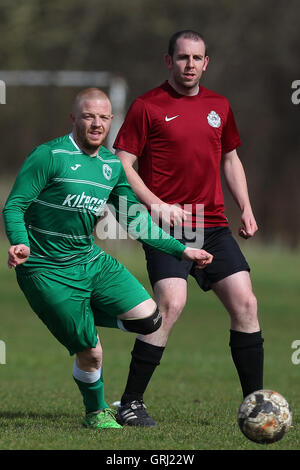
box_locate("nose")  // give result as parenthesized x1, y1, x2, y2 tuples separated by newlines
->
(186, 56, 194, 68)
(92, 116, 102, 127)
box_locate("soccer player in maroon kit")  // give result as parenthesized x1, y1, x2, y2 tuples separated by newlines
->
(113, 30, 264, 426)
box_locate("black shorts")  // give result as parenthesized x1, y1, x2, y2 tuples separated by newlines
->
(143, 227, 250, 292)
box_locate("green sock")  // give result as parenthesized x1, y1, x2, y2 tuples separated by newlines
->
(73, 364, 108, 414)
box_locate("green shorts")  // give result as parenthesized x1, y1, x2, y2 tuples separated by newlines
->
(16, 252, 151, 355)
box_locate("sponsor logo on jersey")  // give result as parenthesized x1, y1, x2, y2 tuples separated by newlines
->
(103, 164, 112, 180)
(165, 114, 180, 122)
(207, 110, 221, 128)
(71, 164, 81, 171)
(62, 192, 107, 216)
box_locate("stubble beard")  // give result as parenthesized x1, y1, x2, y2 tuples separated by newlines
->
(176, 76, 200, 95)
(76, 126, 104, 154)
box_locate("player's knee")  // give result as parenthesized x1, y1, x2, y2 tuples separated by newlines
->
(231, 292, 259, 331)
(243, 292, 258, 317)
(76, 341, 102, 370)
(118, 307, 162, 335)
(158, 292, 186, 318)
(164, 299, 185, 321)
(88, 353, 102, 370)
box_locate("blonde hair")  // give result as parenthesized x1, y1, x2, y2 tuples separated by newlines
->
(72, 88, 111, 115)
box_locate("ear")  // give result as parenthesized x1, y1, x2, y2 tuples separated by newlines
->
(70, 113, 75, 123)
(203, 56, 209, 71)
(164, 53, 173, 70)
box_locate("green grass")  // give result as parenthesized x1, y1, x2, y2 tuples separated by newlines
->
(0, 239, 299, 450)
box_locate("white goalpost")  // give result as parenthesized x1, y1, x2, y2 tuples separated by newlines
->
(0, 70, 128, 151)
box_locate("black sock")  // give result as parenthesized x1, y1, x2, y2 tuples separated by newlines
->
(230, 329, 264, 398)
(121, 338, 165, 405)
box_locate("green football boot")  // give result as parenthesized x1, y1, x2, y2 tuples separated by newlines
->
(83, 408, 122, 429)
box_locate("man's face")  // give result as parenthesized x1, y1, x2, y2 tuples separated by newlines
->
(71, 98, 113, 155)
(165, 37, 209, 95)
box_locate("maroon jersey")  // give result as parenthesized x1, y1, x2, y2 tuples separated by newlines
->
(114, 81, 241, 227)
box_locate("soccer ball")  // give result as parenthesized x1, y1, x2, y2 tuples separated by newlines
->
(237, 389, 292, 444)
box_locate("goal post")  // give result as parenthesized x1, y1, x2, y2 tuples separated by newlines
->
(0, 70, 128, 151)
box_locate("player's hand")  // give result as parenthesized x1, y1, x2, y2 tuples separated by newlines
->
(182, 247, 213, 269)
(152, 203, 191, 227)
(239, 210, 258, 239)
(8, 244, 30, 269)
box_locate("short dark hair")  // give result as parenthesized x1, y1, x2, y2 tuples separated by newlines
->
(168, 30, 207, 57)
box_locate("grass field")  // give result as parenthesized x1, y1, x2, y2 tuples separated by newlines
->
(0, 238, 299, 451)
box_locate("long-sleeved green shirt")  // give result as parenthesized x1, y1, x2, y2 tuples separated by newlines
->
(3, 134, 186, 269)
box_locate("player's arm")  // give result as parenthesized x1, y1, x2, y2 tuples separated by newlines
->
(108, 165, 213, 268)
(116, 149, 190, 226)
(221, 149, 258, 239)
(2, 145, 53, 267)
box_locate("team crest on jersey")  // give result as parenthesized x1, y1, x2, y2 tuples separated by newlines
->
(103, 164, 112, 180)
(207, 110, 221, 128)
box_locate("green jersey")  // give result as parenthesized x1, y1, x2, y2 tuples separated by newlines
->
(3, 134, 185, 269)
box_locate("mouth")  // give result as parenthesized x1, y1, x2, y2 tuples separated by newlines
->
(183, 73, 196, 80)
(88, 130, 102, 140)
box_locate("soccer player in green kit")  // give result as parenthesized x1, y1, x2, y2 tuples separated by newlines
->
(3, 88, 213, 429)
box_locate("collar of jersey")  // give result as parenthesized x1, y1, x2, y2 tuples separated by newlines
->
(68, 133, 101, 158)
